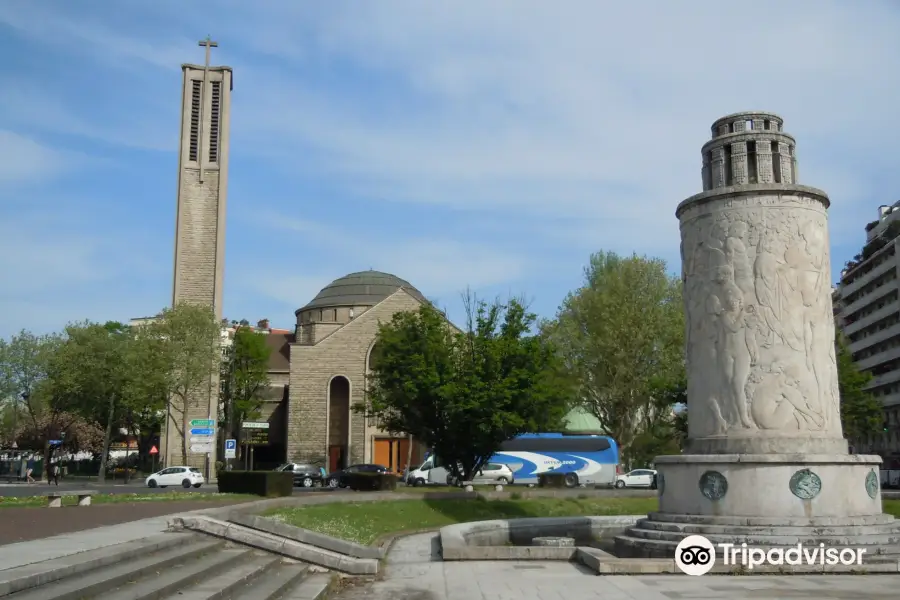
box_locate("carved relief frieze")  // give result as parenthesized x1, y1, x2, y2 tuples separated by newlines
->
(679, 195, 840, 439)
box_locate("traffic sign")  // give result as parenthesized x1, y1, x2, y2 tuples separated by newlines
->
(190, 443, 213, 454)
(190, 419, 215, 427)
(190, 437, 215, 443)
(149, 445, 159, 455)
(224, 438, 236, 459)
(190, 428, 214, 436)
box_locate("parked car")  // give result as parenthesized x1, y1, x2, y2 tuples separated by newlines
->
(276, 463, 325, 488)
(471, 463, 515, 485)
(614, 468, 657, 489)
(326, 464, 390, 488)
(442, 462, 515, 486)
(145, 466, 205, 489)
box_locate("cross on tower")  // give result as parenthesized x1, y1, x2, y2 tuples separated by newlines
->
(199, 35, 218, 69)
(196, 36, 218, 183)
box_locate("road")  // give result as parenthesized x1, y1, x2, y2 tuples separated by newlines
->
(0, 480, 347, 498)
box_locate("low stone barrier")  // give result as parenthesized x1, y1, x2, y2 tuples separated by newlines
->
(168, 515, 378, 575)
(229, 513, 384, 559)
(440, 515, 640, 560)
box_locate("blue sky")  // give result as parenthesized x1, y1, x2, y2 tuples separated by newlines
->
(1, 1, 899, 338)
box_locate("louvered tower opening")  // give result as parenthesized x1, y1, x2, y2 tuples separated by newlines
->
(189, 80, 201, 162)
(209, 81, 221, 163)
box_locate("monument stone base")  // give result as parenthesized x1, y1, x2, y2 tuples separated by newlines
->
(615, 454, 900, 559)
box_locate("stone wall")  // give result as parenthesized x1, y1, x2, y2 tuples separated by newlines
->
(287, 290, 424, 466)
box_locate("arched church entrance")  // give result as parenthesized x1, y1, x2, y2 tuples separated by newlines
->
(328, 376, 351, 472)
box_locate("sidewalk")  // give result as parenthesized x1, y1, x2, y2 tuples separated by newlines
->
(0, 514, 173, 571)
(0, 499, 251, 547)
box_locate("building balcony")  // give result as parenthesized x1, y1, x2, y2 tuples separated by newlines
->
(881, 392, 900, 408)
(840, 254, 897, 298)
(857, 344, 900, 372)
(842, 302, 900, 336)
(840, 279, 898, 321)
(850, 321, 900, 355)
(866, 370, 900, 392)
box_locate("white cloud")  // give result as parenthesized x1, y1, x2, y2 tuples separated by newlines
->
(2, 0, 898, 332)
(0, 210, 168, 337)
(235, 210, 529, 305)
(0, 84, 176, 153)
(221, 0, 900, 248)
(0, 3, 192, 70)
(0, 130, 74, 183)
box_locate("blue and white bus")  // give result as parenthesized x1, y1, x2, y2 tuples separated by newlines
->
(409, 433, 619, 487)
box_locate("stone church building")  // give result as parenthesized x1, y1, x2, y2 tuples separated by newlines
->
(255, 270, 431, 472)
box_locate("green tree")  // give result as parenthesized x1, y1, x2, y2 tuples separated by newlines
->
(220, 326, 272, 445)
(0, 330, 103, 461)
(360, 296, 569, 482)
(47, 321, 166, 481)
(124, 324, 169, 466)
(543, 251, 685, 467)
(151, 303, 222, 465)
(836, 329, 882, 443)
(48, 321, 132, 481)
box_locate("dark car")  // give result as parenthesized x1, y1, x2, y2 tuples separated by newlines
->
(326, 463, 390, 488)
(276, 463, 325, 488)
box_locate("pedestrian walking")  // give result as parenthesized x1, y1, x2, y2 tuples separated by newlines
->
(25, 462, 34, 483)
(47, 462, 59, 486)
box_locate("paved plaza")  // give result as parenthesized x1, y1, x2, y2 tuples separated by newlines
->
(333, 533, 900, 600)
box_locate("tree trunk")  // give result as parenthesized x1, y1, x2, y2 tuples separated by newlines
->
(181, 399, 189, 465)
(405, 433, 414, 473)
(97, 394, 116, 483)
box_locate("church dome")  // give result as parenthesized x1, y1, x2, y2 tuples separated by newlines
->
(297, 270, 426, 313)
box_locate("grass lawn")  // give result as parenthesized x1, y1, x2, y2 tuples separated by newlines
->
(0, 491, 259, 508)
(265, 497, 900, 545)
(265, 496, 659, 544)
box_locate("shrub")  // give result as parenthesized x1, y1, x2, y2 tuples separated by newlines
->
(344, 472, 399, 492)
(217, 470, 293, 497)
(537, 473, 568, 488)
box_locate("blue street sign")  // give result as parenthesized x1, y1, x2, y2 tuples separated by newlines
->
(190, 428, 214, 436)
(225, 439, 236, 450)
(49, 440, 62, 446)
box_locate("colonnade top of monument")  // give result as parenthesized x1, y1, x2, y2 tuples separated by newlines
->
(709, 111, 786, 139)
(697, 110, 801, 195)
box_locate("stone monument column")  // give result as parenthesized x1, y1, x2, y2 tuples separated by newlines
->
(616, 112, 896, 560)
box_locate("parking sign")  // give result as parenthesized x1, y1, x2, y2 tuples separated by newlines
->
(224, 439, 237, 459)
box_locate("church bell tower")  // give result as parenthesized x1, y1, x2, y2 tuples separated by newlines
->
(172, 37, 231, 313)
(165, 38, 232, 473)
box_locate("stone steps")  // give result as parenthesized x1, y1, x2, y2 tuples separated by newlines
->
(646, 512, 898, 527)
(636, 517, 900, 537)
(615, 531, 900, 572)
(625, 525, 900, 546)
(0, 533, 331, 600)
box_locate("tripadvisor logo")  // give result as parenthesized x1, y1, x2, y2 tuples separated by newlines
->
(674, 535, 866, 576)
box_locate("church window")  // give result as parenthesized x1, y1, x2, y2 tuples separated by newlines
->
(189, 80, 201, 162)
(209, 81, 221, 163)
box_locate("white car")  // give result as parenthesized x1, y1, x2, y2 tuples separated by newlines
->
(614, 468, 657, 489)
(145, 466, 205, 489)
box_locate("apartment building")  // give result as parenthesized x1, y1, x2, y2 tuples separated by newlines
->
(834, 202, 900, 466)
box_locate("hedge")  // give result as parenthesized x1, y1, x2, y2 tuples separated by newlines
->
(344, 472, 399, 492)
(217, 470, 293, 497)
(537, 473, 568, 488)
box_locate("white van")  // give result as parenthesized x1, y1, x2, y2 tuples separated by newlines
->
(406, 455, 450, 486)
